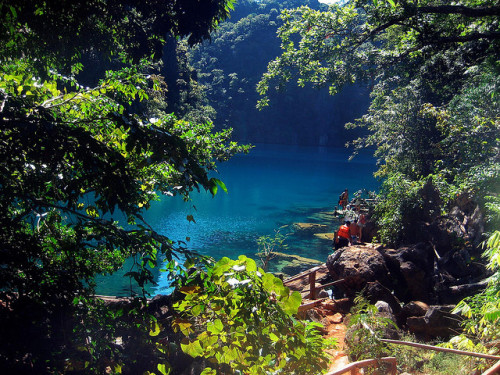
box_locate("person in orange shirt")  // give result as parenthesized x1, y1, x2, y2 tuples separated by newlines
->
(334, 220, 351, 250)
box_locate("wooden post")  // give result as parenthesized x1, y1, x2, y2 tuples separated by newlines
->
(309, 271, 316, 300)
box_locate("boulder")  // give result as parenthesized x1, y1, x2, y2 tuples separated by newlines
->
(364, 281, 402, 316)
(326, 245, 391, 296)
(401, 301, 430, 318)
(380, 243, 436, 303)
(437, 279, 489, 304)
(406, 306, 462, 340)
(321, 298, 353, 315)
(374, 301, 400, 339)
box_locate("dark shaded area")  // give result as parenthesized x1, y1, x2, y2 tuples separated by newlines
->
(189, 0, 371, 147)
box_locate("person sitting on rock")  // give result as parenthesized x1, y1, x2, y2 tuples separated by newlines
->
(334, 220, 351, 250)
(349, 219, 361, 244)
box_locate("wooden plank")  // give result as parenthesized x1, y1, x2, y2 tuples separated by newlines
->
(297, 298, 327, 312)
(300, 279, 345, 294)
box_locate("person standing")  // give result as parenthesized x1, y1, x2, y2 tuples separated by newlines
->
(349, 219, 361, 244)
(338, 189, 348, 210)
(358, 213, 366, 243)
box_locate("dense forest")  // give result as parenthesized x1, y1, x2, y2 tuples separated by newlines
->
(0, 0, 499, 374)
(188, 0, 370, 146)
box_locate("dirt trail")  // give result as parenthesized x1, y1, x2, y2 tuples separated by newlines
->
(299, 299, 352, 373)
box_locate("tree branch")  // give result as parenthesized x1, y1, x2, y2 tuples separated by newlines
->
(418, 5, 500, 18)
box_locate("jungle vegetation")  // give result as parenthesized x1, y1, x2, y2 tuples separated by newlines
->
(0, 0, 499, 374)
(258, 0, 500, 367)
(188, 0, 371, 146)
(258, 0, 500, 245)
(0, 0, 335, 373)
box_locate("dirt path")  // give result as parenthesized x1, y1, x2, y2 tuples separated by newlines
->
(300, 299, 352, 373)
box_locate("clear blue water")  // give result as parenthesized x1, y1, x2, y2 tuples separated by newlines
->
(96, 143, 378, 296)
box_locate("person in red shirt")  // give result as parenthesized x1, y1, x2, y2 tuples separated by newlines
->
(334, 220, 351, 250)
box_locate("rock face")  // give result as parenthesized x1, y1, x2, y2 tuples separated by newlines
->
(379, 243, 436, 303)
(405, 305, 463, 340)
(327, 241, 488, 307)
(325, 242, 478, 339)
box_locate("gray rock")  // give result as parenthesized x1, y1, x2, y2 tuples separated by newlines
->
(406, 305, 462, 340)
(326, 245, 391, 296)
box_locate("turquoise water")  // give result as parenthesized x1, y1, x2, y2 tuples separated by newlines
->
(96, 143, 378, 296)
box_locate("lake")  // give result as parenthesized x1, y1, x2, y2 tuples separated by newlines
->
(96, 143, 379, 296)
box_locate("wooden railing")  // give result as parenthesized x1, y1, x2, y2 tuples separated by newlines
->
(380, 339, 500, 375)
(381, 339, 500, 361)
(283, 265, 500, 374)
(283, 264, 344, 300)
(325, 356, 397, 375)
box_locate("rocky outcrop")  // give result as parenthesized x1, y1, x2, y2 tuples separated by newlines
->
(326, 242, 488, 306)
(326, 245, 391, 296)
(324, 241, 480, 339)
(379, 243, 436, 303)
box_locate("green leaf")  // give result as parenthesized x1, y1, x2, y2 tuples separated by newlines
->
(157, 363, 171, 375)
(181, 338, 204, 358)
(269, 332, 279, 342)
(207, 319, 224, 334)
(281, 291, 302, 316)
(200, 368, 216, 375)
(209, 178, 227, 196)
(150, 321, 161, 336)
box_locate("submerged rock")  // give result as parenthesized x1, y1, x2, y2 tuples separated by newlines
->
(314, 232, 335, 241)
(292, 222, 331, 236)
(269, 251, 323, 276)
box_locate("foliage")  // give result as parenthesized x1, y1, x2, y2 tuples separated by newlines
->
(344, 296, 398, 362)
(373, 173, 460, 245)
(189, 0, 370, 147)
(258, 0, 500, 245)
(451, 231, 500, 364)
(0, 0, 251, 373)
(385, 332, 479, 374)
(172, 255, 329, 374)
(256, 227, 289, 271)
(0, 0, 236, 68)
(258, 0, 500, 102)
